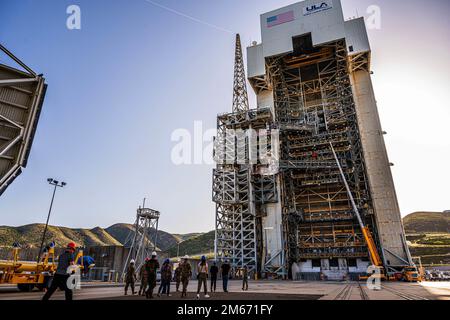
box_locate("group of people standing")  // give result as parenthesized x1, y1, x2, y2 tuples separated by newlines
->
(125, 252, 193, 299)
(193, 256, 237, 299)
(125, 251, 160, 299)
(125, 254, 248, 299)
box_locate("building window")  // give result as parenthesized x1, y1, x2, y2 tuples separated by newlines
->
(312, 259, 321, 268)
(348, 259, 357, 268)
(330, 259, 339, 268)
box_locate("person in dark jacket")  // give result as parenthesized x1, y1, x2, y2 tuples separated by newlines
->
(220, 259, 231, 293)
(145, 252, 160, 299)
(210, 261, 219, 293)
(242, 266, 249, 291)
(174, 261, 182, 292)
(158, 259, 173, 297)
(76, 255, 95, 277)
(42, 242, 77, 301)
(125, 260, 137, 295)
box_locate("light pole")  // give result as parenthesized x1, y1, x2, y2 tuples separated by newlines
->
(177, 240, 186, 258)
(37, 178, 67, 263)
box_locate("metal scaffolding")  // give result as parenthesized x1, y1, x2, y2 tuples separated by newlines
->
(122, 205, 160, 279)
(232, 34, 249, 114)
(0, 44, 47, 196)
(213, 34, 265, 274)
(214, 33, 385, 278)
(265, 38, 379, 273)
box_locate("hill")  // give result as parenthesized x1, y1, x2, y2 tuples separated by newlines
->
(167, 231, 215, 257)
(404, 212, 450, 233)
(0, 223, 204, 253)
(104, 224, 134, 246)
(4, 211, 447, 264)
(403, 212, 450, 265)
(105, 224, 180, 252)
(0, 224, 122, 248)
(172, 233, 204, 243)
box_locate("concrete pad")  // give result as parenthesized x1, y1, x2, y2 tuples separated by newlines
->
(0, 280, 449, 301)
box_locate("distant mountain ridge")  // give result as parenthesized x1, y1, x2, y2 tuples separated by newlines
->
(0, 224, 122, 248)
(1, 212, 448, 262)
(403, 212, 450, 265)
(0, 223, 195, 252)
(403, 212, 450, 234)
(105, 224, 179, 251)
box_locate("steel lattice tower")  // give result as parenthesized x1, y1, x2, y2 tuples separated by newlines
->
(122, 206, 160, 280)
(213, 34, 257, 275)
(232, 34, 249, 113)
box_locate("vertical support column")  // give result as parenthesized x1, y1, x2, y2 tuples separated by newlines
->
(350, 69, 412, 267)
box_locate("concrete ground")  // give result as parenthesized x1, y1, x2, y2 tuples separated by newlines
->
(0, 280, 449, 301)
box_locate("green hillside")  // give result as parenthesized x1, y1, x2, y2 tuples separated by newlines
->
(172, 233, 204, 242)
(0, 223, 205, 254)
(105, 224, 179, 251)
(2, 211, 447, 265)
(167, 231, 215, 257)
(404, 212, 450, 233)
(0, 224, 122, 248)
(404, 212, 450, 265)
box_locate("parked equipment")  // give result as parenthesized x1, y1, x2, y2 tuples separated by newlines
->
(0, 243, 87, 292)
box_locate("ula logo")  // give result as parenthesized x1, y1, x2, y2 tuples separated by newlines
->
(306, 3, 328, 12)
(303, 1, 333, 16)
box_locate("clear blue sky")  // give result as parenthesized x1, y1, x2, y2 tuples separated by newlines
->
(0, 0, 449, 234)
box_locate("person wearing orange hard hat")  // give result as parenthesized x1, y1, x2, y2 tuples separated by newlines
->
(42, 242, 77, 301)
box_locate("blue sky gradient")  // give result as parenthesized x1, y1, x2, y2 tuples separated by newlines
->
(0, 0, 449, 233)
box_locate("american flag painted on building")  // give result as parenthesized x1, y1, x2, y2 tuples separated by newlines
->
(266, 11, 295, 28)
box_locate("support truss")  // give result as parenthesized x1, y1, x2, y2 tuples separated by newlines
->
(0, 44, 47, 196)
(122, 207, 160, 279)
(232, 34, 249, 113)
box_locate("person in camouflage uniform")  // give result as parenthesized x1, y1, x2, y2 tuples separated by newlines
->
(180, 255, 192, 298)
(145, 252, 160, 299)
(124, 260, 137, 295)
(138, 258, 150, 296)
(174, 260, 182, 292)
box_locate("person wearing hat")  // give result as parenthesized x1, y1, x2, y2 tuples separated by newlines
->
(42, 242, 77, 301)
(196, 256, 210, 299)
(157, 258, 173, 297)
(138, 258, 150, 296)
(174, 259, 182, 292)
(145, 251, 160, 299)
(180, 255, 192, 298)
(77, 255, 95, 277)
(125, 259, 137, 295)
